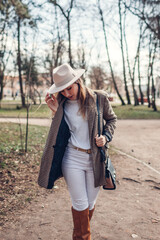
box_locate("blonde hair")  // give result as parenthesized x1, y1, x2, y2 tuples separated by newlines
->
(57, 78, 95, 119)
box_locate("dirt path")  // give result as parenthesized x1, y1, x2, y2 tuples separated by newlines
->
(0, 117, 51, 127)
(111, 120, 160, 172)
(0, 119, 160, 240)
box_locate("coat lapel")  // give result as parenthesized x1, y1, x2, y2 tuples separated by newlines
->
(87, 93, 97, 144)
(49, 98, 66, 146)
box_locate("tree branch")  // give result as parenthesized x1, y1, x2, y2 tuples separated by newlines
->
(51, 1, 67, 19)
(123, 0, 159, 39)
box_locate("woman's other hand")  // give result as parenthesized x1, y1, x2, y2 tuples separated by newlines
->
(95, 134, 106, 147)
(45, 93, 59, 114)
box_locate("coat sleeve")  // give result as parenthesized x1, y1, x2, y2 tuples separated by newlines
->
(102, 94, 117, 142)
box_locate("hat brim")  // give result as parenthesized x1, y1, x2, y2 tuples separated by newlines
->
(47, 69, 85, 94)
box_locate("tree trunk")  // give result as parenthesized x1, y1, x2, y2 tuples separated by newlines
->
(25, 103, 29, 152)
(98, 0, 125, 105)
(17, 17, 25, 107)
(54, 4, 60, 69)
(151, 77, 157, 111)
(131, 58, 139, 106)
(50, 61, 54, 85)
(151, 42, 157, 111)
(123, 10, 141, 106)
(118, 0, 131, 104)
(53, 1, 74, 67)
(137, 48, 144, 104)
(0, 71, 4, 101)
(147, 35, 152, 108)
(55, 41, 61, 69)
(67, 18, 73, 67)
(147, 74, 151, 108)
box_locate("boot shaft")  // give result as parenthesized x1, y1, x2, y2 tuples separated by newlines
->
(72, 207, 91, 240)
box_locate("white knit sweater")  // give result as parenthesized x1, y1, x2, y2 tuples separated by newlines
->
(64, 100, 91, 149)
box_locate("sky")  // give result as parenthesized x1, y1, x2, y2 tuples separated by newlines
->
(3, 0, 159, 85)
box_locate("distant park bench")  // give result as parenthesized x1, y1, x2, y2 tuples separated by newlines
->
(138, 97, 148, 103)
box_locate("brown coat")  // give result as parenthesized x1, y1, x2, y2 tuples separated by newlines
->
(38, 90, 117, 189)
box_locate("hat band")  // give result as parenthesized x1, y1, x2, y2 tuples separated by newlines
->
(55, 73, 76, 88)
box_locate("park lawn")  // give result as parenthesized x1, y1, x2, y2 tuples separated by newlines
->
(0, 103, 51, 118)
(0, 122, 49, 153)
(0, 123, 51, 226)
(112, 104, 160, 119)
(0, 102, 160, 119)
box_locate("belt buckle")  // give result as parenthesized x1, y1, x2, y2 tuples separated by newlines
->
(87, 149, 91, 154)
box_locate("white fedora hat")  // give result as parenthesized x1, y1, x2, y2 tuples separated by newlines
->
(48, 63, 85, 94)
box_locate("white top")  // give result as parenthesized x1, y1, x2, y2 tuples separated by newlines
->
(64, 100, 91, 149)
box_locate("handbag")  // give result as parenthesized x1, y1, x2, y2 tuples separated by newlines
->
(96, 95, 116, 190)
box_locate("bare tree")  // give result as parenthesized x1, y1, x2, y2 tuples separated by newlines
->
(147, 33, 158, 111)
(88, 66, 109, 90)
(54, 4, 64, 68)
(16, 1, 31, 107)
(137, 22, 145, 105)
(147, 34, 152, 108)
(49, 0, 75, 67)
(17, 16, 25, 107)
(150, 41, 157, 111)
(43, 4, 66, 86)
(97, 0, 125, 105)
(42, 3, 66, 87)
(44, 39, 65, 85)
(72, 39, 88, 85)
(22, 56, 42, 104)
(76, 43, 87, 71)
(123, 0, 160, 40)
(0, 2, 14, 100)
(118, 0, 131, 104)
(123, 7, 141, 106)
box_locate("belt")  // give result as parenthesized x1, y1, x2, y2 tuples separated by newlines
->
(73, 146, 91, 154)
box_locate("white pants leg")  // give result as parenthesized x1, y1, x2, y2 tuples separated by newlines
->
(62, 146, 100, 211)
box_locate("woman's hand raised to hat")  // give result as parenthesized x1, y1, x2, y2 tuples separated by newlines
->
(45, 93, 59, 114)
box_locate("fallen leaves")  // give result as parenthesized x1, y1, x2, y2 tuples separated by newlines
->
(0, 123, 49, 228)
(131, 234, 139, 238)
(151, 218, 160, 223)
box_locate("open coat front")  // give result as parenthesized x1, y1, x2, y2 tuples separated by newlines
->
(38, 91, 117, 189)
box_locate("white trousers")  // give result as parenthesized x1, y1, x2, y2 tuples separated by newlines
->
(62, 146, 100, 211)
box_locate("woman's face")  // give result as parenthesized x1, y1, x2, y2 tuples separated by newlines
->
(60, 83, 79, 100)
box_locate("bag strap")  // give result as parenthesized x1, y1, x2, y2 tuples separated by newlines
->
(96, 93, 109, 162)
(96, 95, 101, 137)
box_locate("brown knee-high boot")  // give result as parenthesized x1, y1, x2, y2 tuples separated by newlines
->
(89, 206, 95, 221)
(72, 207, 91, 240)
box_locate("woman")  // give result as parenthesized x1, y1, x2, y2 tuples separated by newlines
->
(38, 63, 117, 239)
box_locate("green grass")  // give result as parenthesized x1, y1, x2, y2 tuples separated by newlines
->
(112, 104, 160, 119)
(0, 103, 51, 118)
(0, 122, 49, 155)
(0, 100, 160, 119)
